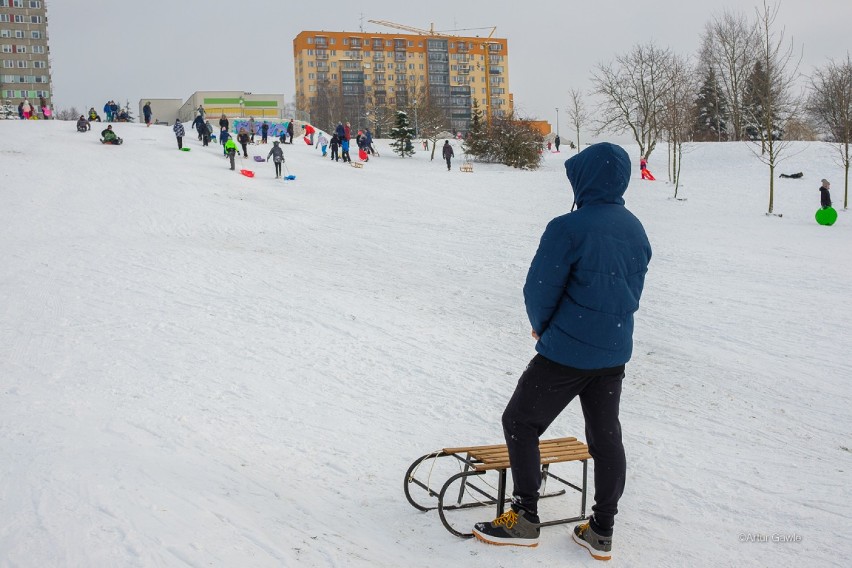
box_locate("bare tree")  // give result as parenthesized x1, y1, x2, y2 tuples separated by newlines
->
(699, 10, 760, 141)
(659, 54, 697, 198)
(592, 41, 674, 161)
(807, 55, 852, 209)
(745, 0, 803, 215)
(564, 88, 589, 152)
(407, 90, 449, 160)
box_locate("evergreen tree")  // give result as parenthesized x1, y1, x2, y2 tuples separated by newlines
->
(743, 59, 783, 143)
(693, 66, 729, 141)
(462, 98, 489, 160)
(389, 110, 416, 157)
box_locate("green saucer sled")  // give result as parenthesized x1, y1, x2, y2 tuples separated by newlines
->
(181, 147, 191, 152)
(815, 207, 837, 226)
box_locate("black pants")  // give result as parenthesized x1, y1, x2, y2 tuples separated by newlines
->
(176, 136, 183, 149)
(342, 150, 350, 162)
(228, 151, 236, 170)
(445, 157, 452, 170)
(331, 147, 339, 161)
(241, 143, 248, 157)
(202, 134, 209, 147)
(274, 161, 282, 177)
(502, 354, 626, 530)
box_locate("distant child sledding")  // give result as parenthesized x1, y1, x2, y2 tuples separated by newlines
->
(639, 156, 655, 180)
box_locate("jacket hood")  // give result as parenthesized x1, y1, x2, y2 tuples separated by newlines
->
(564, 142, 630, 208)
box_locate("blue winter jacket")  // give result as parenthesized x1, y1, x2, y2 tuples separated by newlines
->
(524, 142, 652, 369)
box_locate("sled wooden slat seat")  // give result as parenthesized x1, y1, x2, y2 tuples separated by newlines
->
(460, 163, 473, 172)
(404, 437, 589, 538)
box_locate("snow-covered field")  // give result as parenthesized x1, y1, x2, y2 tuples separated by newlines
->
(1, 120, 850, 567)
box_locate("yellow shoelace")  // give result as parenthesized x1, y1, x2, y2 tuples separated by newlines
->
(576, 522, 590, 537)
(493, 510, 518, 529)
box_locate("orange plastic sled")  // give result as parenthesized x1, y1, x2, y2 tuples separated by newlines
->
(641, 169, 655, 180)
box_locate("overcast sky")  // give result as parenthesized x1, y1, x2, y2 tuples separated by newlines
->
(48, 0, 851, 130)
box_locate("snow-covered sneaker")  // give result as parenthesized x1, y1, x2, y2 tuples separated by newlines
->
(472, 508, 540, 547)
(572, 520, 612, 561)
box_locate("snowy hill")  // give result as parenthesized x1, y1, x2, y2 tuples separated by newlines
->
(1, 120, 850, 567)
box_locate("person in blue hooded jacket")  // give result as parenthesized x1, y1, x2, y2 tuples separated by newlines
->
(473, 142, 651, 561)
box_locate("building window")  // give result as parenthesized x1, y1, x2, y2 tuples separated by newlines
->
(33, 60, 45, 68)
(15, 30, 23, 39)
(0, 30, 9, 37)
(16, 60, 26, 68)
(1, 45, 11, 53)
(13, 0, 24, 7)
(2, 59, 12, 68)
(30, 1, 43, 7)
(307, 37, 313, 44)
(30, 15, 43, 24)
(31, 45, 44, 53)
(13, 15, 25, 23)
(15, 45, 26, 53)
(0, 15, 8, 23)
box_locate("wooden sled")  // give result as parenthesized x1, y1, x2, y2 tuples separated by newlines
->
(404, 437, 589, 538)
(350, 162, 363, 168)
(460, 163, 473, 173)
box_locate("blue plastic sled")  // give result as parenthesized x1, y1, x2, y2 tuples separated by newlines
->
(284, 175, 296, 181)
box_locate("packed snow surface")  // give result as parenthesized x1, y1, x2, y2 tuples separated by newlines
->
(1, 121, 850, 567)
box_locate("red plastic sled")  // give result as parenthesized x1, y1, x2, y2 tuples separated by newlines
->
(641, 169, 656, 181)
(240, 169, 255, 178)
(303, 136, 312, 145)
(358, 148, 368, 161)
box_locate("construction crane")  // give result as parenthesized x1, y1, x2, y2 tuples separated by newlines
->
(367, 20, 450, 36)
(368, 20, 497, 38)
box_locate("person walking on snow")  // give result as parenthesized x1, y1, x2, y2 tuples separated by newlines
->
(639, 156, 654, 180)
(192, 113, 205, 140)
(555, 135, 561, 152)
(237, 127, 250, 157)
(442, 140, 455, 171)
(173, 119, 185, 150)
(287, 119, 295, 144)
(472, 142, 652, 563)
(260, 121, 269, 144)
(341, 136, 351, 163)
(819, 179, 832, 209)
(316, 132, 329, 157)
(224, 137, 238, 170)
(267, 140, 285, 178)
(330, 133, 340, 162)
(143, 102, 152, 127)
(248, 117, 257, 144)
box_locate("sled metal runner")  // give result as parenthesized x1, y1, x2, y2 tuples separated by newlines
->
(404, 437, 589, 538)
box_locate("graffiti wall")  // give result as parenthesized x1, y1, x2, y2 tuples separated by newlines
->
(231, 119, 290, 138)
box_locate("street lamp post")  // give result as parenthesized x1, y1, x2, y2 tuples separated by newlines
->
(555, 107, 560, 136)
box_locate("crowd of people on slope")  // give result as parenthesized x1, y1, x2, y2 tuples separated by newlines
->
(11, 96, 54, 120)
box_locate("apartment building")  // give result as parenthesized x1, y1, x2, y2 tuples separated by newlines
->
(293, 30, 512, 135)
(0, 0, 52, 109)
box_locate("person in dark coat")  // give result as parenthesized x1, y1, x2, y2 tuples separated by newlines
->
(192, 113, 205, 140)
(340, 137, 351, 163)
(237, 128, 250, 157)
(173, 119, 185, 149)
(198, 121, 210, 147)
(472, 143, 652, 562)
(330, 133, 340, 162)
(267, 140, 285, 178)
(286, 119, 295, 144)
(819, 179, 833, 209)
(365, 128, 375, 155)
(554, 135, 561, 152)
(218, 114, 229, 134)
(143, 102, 153, 127)
(76, 115, 90, 132)
(220, 128, 231, 155)
(261, 122, 269, 144)
(335, 122, 346, 142)
(442, 140, 454, 171)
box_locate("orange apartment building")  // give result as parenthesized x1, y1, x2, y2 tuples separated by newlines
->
(293, 29, 512, 135)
